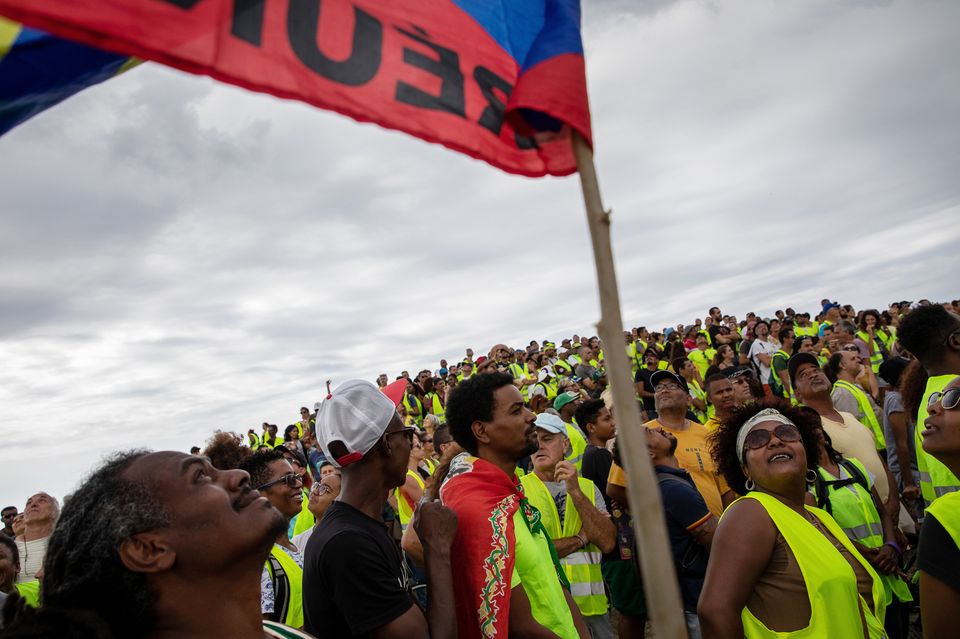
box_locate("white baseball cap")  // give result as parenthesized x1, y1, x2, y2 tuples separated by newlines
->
(316, 379, 399, 468)
(534, 412, 567, 435)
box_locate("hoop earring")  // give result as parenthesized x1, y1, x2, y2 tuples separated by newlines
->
(745, 478, 755, 492)
(806, 469, 818, 484)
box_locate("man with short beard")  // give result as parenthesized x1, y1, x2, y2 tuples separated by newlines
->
(441, 372, 588, 639)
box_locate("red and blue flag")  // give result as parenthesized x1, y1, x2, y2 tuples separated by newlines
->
(0, 0, 592, 176)
(0, 17, 137, 136)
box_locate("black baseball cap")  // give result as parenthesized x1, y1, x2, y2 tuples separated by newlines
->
(788, 352, 821, 387)
(651, 370, 688, 393)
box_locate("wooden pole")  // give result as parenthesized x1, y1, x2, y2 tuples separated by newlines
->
(572, 130, 688, 639)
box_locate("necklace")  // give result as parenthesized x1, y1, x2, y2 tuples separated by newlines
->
(804, 511, 845, 551)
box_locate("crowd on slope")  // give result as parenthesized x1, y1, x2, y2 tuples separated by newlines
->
(1, 298, 959, 639)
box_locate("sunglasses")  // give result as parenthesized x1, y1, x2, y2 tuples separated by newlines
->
(257, 473, 303, 491)
(928, 388, 960, 411)
(743, 424, 802, 452)
(841, 345, 860, 353)
(385, 425, 418, 443)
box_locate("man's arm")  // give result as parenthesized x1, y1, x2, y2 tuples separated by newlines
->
(887, 409, 920, 500)
(372, 500, 459, 639)
(509, 585, 563, 639)
(556, 464, 616, 554)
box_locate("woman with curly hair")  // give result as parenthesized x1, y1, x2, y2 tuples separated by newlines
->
(698, 399, 886, 639)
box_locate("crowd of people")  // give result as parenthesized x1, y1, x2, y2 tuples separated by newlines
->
(2, 298, 959, 639)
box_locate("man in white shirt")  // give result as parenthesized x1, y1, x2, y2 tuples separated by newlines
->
(16, 492, 58, 583)
(747, 320, 778, 393)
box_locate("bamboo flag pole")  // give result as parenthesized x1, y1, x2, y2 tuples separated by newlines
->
(572, 131, 688, 639)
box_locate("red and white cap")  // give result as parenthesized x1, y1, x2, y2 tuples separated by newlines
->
(316, 379, 399, 468)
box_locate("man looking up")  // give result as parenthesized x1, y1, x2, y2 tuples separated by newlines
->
(829, 350, 887, 451)
(1, 507, 16, 539)
(771, 327, 795, 400)
(521, 413, 616, 639)
(819, 301, 842, 336)
(17, 492, 58, 583)
(305, 380, 458, 639)
(748, 320, 778, 395)
(640, 371, 733, 518)
(688, 334, 716, 381)
(836, 320, 880, 396)
(555, 391, 588, 471)
(645, 427, 716, 639)
(790, 353, 897, 517)
(898, 304, 960, 507)
(634, 348, 661, 419)
(441, 372, 588, 639)
(576, 398, 616, 509)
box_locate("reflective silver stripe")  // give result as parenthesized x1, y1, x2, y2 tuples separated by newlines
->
(563, 550, 602, 566)
(842, 522, 882, 541)
(934, 485, 960, 497)
(567, 454, 583, 466)
(569, 580, 606, 598)
(919, 471, 933, 483)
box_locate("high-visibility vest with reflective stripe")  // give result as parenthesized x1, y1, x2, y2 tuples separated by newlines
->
(915, 375, 960, 507)
(265, 545, 304, 629)
(925, 491, 960, 551)
(421, 458, 438, 476)
(564, 423, 587, 472)
(425, 392, 445, 419)
(876, 328, 895, 352)
(735, 492, 885, 639)
(520, 474, 608, 616)
(394, 470, 425, 529)
(248, 431, 262, 449)
(402, 394, 424, 427)
(554, 359, 574, 377)
(833, 380, 886, 449)
(534, 380, 559, 402)
(856, 331, 885, 373)
(816, 459, 912, 605)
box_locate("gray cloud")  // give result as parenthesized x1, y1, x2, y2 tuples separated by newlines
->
(1, 0, 958, 506)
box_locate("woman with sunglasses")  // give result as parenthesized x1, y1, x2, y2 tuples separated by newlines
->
(917, 378, 960, 639)
(699, 400, 886, 639)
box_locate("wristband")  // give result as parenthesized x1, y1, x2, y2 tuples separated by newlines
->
(883, 541, 902, 556)
(575, 533, 587, 549)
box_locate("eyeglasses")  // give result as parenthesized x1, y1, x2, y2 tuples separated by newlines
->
(311, 482, 336, 496)
(421, 437, 433, 443)
(743, 424, 802, 451)
(928, 388, 960, 411)
(841, 345, 860, 353)
(257, 473, 303, 491)
(385, 425, 418, 443)
(655, 382, 683, 393)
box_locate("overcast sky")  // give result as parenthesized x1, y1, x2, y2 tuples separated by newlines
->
(1, 0, 958, 508)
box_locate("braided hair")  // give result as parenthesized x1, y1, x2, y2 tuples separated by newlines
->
(2, 450, 170, 639)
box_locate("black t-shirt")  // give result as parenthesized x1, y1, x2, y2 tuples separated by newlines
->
(303, 501, 413, 637)
(634, 367, 657, 411)
(581, 444, 613, 512)
(917, 514, 960, 592)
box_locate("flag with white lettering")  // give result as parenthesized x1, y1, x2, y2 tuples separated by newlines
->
(0, 17, 137, 136)
(0, 0, 592, 177)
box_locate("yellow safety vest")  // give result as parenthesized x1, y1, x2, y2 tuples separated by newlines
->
(689, 379, 707, 424)
(925, 491, 960, 551)
(394, 469, 425, 529)
(248, 431, 262, 449)
(554, 359, 574, 377)
(291, 489, 314, 536)
(815, 459, 911, 605)
(564, 423, 587, 472)
(265, 545, 304, 629)
(833, 380, 886, 449)
(422, 458, 438, 476)
(688, 349, 716, 379)
(14, 581, 40, 608)
(402, 394, 424, 427)
(876, 328, 895, 352)
(736, 492, 886, 638)
(534, 380, 559, 402)
(520, 474, 608, 616)
(856, 331, 884, 373)
(915, 374, 960, 507)
(425, 393, 445, 420)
